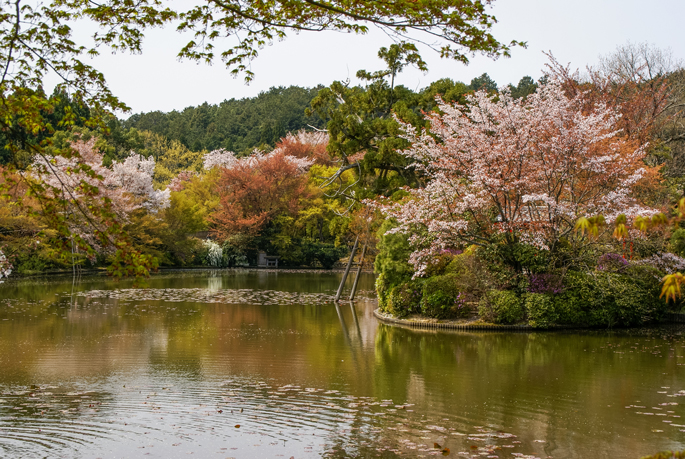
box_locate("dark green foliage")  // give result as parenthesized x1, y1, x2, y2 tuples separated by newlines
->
(374, 219, 414, 287)
(670, 228, 685, 257)
(0, 88, 92, 167)
(308, 52, 471, 197)
(374, 220, 415, 313)
(507, 76, 538, 99)
(124, 86, 326, 154)
(554, 266, 666, 327)
(421, 273, 469, 319)
(422, 253, 455, 277)
(490, 240, 550, 274)
(525, 293, 558, 329)
(478, 290, 524, 325)
(387, 280, 424, 318)
(444, 253, 497, 302)
(301, 240, 347, 269)
(641, 452, 685, 459)
(469, 73, 498, 92)
(221, 241, 249, 267)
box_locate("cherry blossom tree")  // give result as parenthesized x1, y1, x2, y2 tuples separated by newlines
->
(271, 130, 332, 166)
(31, 138, 169, 253)
(203, 147, 314, 173)
(377, 80, 655, 275)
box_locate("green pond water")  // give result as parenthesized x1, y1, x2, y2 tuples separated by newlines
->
(0, 270, 684, 458)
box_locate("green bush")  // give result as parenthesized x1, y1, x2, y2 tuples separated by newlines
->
(525, 293, 558, 328)
(374, 219, 414, 288)
(478, 290, 523, 324)
(387, 281, 423, 318)
(422, 253, 455, 277)
(301, 240, 346, 269)
(376, 273, 391, 312)
(553, 266, 666, 328)
(640, 451, 685, 459)
(671, 229, 685, 258)
(421, 273, 469, 319)
(444, 253, 496, 303)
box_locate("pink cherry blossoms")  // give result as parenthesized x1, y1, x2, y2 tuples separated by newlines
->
(32, 138, 169, 216)
(203, 146, 315, 174)
(31, 138, 170, 249)
(377, 80, 655, 275)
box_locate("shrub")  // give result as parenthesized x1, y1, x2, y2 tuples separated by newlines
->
(527, 273, 563, 294)
(376, 273, 391, 312)
(478, 290, 523, 324)
(374, 219, 414, 287)
(301, 240, 346, 269)
(670, 229, 685, 258)
(597, 253, 629, 273)
(525, 293, 558, 328)
(423, 251, 459, 277)
(387, 281, 423, 318)
(444, 253, 496, 302)
(421, 273, 469, 319)
(554, 267, 666, 327)
(222, 241, 249, 267)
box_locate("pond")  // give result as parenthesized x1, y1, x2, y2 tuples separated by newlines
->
(0, 270, 684, 458)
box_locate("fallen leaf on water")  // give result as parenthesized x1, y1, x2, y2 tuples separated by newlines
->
(441, 447, 450, 455)
(434, 443, 441, 449)
(235, 424, 240, 428)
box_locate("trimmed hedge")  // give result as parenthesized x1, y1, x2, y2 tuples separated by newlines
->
(421, 273, 469, 319)
(478, 290, 523, 324)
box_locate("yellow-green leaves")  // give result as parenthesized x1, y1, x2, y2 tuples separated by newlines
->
(613, 214, 629, 241)
(574, 215, 605, 238)
(661, 273, 685, 303)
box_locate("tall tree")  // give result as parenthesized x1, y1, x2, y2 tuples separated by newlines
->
(377, 80, 654, 276)
(309, 44, 470, 198)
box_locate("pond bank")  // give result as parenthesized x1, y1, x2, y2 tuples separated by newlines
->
(374, 308, 685, 331)
(7, 266, 374, 279)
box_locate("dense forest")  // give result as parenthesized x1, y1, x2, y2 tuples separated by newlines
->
(123, 86, 327, 155)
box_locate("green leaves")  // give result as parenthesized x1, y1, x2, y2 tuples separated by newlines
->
(178, 0, 522, 83)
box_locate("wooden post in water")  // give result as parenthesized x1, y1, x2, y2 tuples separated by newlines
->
(348, 238, 368, 301)
(335, 235, 359, 302)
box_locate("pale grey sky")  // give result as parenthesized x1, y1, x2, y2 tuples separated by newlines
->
(81, 0, 685, 115)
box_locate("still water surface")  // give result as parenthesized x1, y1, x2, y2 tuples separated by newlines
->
(1, 270, 685, 458)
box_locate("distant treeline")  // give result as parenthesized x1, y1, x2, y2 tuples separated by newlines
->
(121, 74, 539, 156)
(122, 86, 327, 155)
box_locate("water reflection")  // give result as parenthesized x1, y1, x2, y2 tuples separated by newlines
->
(0, 271, 684, 458)
(207, 271, 223, 292)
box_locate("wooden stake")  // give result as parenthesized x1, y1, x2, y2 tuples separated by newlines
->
(335, 235, 359, 302)
(348, 238, 368, 301)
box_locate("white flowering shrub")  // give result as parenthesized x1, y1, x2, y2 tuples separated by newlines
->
(111, 153, 171, 212)
(203, 148, 313, 173)
(0, 249, 12, 280)
(636, 252, 685, 275)
(204, 239, 223, 267)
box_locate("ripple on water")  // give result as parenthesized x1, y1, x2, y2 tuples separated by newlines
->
(0, 376, 545, 458)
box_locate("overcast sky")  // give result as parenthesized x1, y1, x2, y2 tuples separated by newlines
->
(82, 0, 685, 115)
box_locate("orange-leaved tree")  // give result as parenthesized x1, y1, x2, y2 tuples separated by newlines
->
(210, 151, 312, 240)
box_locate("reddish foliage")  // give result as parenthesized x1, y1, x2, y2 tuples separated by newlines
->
(546, 52, 672, 145)
(272, 130, 332, 166)
(210, 151, 310, 239)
